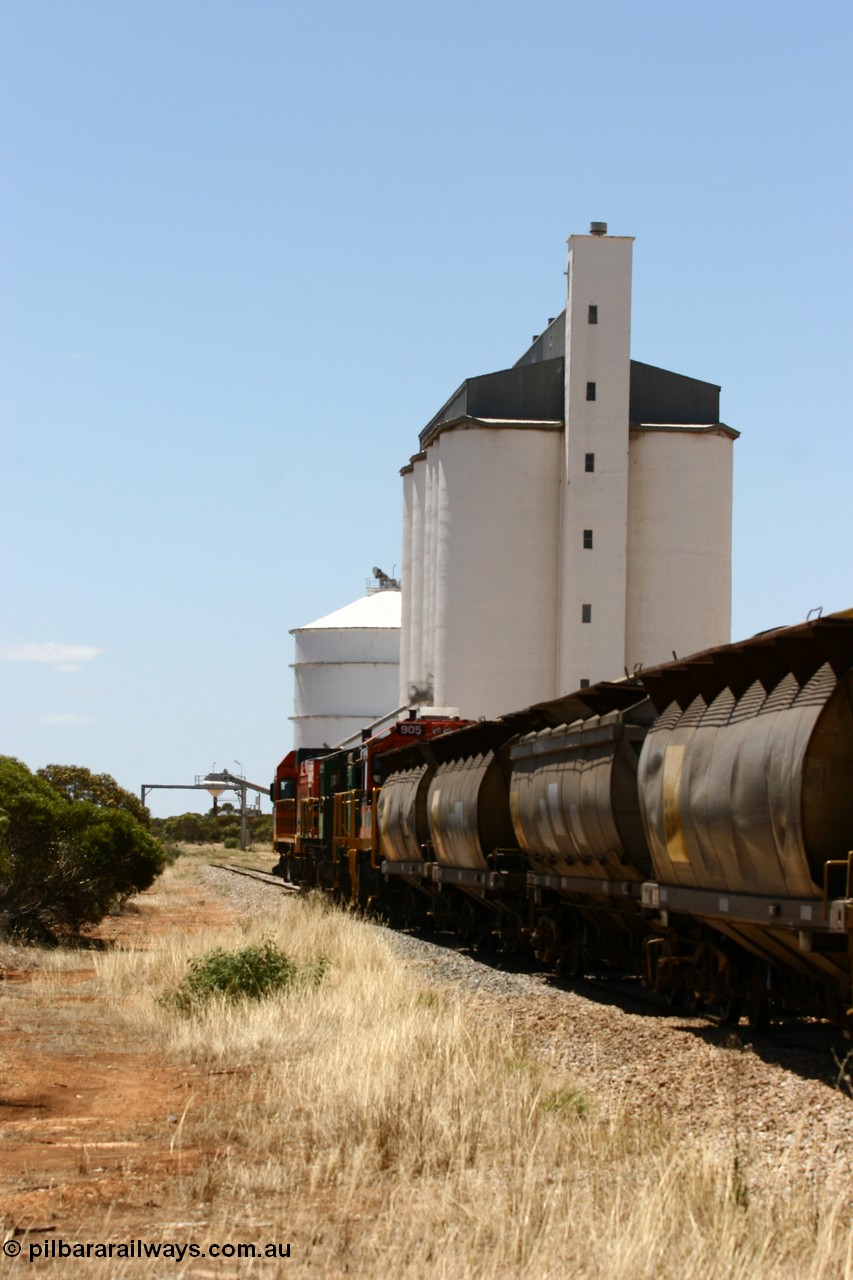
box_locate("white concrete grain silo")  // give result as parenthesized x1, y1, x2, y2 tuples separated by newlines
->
(429, 420, 561, 718)
(398, 224, 739, 718)
(290, 582, 402, 751)
(399, 453, 428, 703)
(624, 422, 737, 668)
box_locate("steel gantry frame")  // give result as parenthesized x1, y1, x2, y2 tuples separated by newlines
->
(141, 770, 269, 851)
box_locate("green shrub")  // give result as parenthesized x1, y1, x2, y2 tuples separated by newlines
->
(223, 835, 240, 849)
(163, 939, 328, 1011)
(150, 811, 274, 846)
(0, 757, 166, 941)
(249, 814, 273, 843)
(37, 763, 150, 826)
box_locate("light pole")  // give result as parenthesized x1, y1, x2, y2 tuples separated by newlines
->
(234, 762, 248, 851)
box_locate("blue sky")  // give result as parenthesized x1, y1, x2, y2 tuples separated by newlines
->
(2, 0, 851, 817)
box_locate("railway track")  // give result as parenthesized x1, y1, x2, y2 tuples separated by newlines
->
(195, 857, 853, 1230)
(206, 861, 847, 1058)
(208, 862, 299, 890)
(200, 861, 851, 1100)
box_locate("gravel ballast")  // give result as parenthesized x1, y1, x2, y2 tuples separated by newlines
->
(200, 864, 853, 1201)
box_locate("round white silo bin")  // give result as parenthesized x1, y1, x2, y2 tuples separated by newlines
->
(625, 425, 736, 669)
(432, 422, 561, 719)
(422, 439, 441, 703)
(399, 464, 414, 708)
(290, 588, 402, 750)
(404, 452, 427, 704)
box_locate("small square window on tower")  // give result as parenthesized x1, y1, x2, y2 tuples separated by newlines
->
(579, 678, 590, 689)
(586, 382, 596, 401)
(585, 453, 595, 472)
(583, 529, 593, 549)
(582, 604, 592, 624)
(588, 304, 598, 324)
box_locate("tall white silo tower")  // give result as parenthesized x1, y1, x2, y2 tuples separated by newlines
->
(290, 575, 402, 750)
(397, 224, 738, 716)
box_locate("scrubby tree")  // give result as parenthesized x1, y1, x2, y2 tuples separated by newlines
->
(0, 757, 165, 941)
(37, 763, 150, 825)
(149, 809, 273, 848)
(250, 813, 273, 843)
(157, 812, 221, 843)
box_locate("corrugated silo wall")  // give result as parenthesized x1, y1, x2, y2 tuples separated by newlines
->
(423, 442, 441, 702)
(399, 468, 413, 706)
(292, 626, 400, 751)
(625, 428, 734, 669)
(431, 424, 561, 718)
(400, 457, 427, 704)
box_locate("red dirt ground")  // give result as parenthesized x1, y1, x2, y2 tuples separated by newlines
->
(0, 872, 245, 1266)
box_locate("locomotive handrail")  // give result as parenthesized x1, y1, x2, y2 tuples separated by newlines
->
(333, 790, 359, 844)
(275, 798, 297, 839)
(299, 797, 321, 839)
(370, 788, 381, 867)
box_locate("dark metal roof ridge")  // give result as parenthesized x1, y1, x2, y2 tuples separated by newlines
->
(399, 448, 425, 473)
(400, 450, 428, 475)
(420, 415, 564, 450)
(512, 310, 567, 368)
(630, 358, 721, 394)
(629, 422, 740, 440)
(420, 379, 469, 443)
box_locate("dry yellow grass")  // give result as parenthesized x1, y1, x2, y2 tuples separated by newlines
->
(3, 856, 852, 1278)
